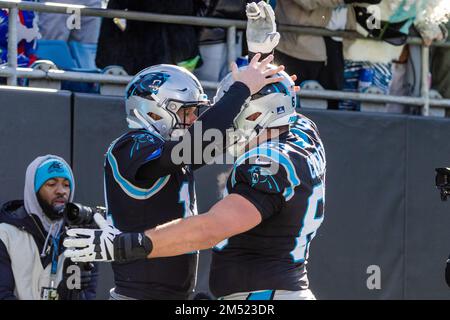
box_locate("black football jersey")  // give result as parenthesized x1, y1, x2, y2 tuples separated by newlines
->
(210, 113, 326, 298)
(104, 129, 198, 300)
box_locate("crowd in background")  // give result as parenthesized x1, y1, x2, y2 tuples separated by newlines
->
(0, 0, 449, 114)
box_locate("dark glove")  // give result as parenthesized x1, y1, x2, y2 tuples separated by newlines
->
(344, 0, 381, 4)
(78, 263, 95, 289)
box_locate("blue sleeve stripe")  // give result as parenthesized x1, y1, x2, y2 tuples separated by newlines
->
(106, 142, 170, 200)
(232, 145, 300, 201)
(145, 148, 162, 161)
(290, 128, 312, 148)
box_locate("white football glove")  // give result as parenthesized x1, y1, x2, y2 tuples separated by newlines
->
(246, 1, 280, 54)
(63, 213, 121, 263)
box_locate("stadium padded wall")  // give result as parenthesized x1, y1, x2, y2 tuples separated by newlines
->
(303, 110, 450, 300)
(404, 117, 450, 299)
(72, 93, 128, 300)
(1, 89, 450, 299)
(0, 87, 71, 205)
(303, 110, 407, 299)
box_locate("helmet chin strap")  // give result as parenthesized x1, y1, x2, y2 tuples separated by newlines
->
(150, 93, 161, 104)
(165, 103, 191, 139)
(228, 112, 281, 158)
(226, 128, 256, 158)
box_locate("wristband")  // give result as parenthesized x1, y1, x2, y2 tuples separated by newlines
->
(113, 232, 153, 263)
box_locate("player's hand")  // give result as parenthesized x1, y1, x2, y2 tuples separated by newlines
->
(232, 53, 284, 95)
(63, 213, 121, 263)
(246, 1, 280, 54)
(290, 74, 300, 93)
(64, 213, 153, 263)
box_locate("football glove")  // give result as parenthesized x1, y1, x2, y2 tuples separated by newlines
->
(246, 1, 280, 54)
(63, 213, 152, 263)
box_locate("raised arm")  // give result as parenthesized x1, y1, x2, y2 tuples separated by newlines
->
(246, 1, 280, 61)
(135, 54, 284, 179)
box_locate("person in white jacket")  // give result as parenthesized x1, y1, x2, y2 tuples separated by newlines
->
(341, 0, 447, 112)
(0, 155, 97, 300)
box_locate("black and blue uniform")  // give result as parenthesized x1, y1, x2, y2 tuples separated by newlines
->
(105, 129, 198, 300)
(210, 113, 326, 298)
(104, 82, 251, 300)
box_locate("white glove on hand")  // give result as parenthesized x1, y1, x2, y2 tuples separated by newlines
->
(63, 213, 121, 263)
(246, 1, 280, 54)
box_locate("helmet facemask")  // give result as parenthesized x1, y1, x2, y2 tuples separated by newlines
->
(215, 67, 297, 158)
(165, 100, 209, 139)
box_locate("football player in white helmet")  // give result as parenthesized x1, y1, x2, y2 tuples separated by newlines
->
(214, 63, 298, 158)
(65, 59, 326, 301)
(124, 64, 209, 139)
(64, 2, 326, 301)
(62, 1, 287, 300)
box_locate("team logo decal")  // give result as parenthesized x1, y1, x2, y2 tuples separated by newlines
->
(248, 166, 279, 191)
(47, 161, 64, 174)
(126, 72, 171, 98)
(276, 106, 285, 114)
(130, 133, 155, 159)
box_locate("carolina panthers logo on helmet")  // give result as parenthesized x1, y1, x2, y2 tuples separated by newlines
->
(126, 72, 171, 98)
(248, 166, 280, 192)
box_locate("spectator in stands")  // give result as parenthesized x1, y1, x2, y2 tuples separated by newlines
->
(387, 25, 447, 114)
(431, 22, 450, 100)
(195, 0, 251, 82)
(0, 155, 98, 300)
(274, 0, 379, 109)
(37, 0, 102, 46)
(95, 0, 201, 75)
(0, 7, 40, 68)
(341, 0, 447, 112)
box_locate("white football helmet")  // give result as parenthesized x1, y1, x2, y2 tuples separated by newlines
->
(214, 64, 297, 155)
(125, 64, 209, 139)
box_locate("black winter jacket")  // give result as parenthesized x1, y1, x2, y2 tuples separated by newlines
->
(96, 0, 201, 75)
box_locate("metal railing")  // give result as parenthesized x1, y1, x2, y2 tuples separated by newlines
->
(0, 0, 449, 115)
